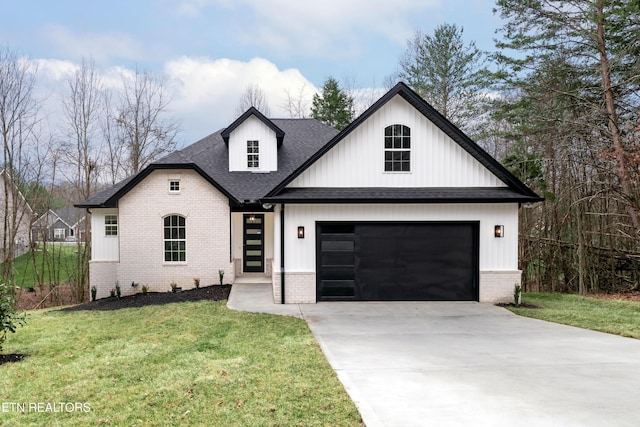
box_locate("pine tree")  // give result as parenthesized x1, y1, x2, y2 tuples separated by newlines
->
(311, 77, 354, 130)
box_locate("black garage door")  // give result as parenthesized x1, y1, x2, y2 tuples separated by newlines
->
(316, 222, 479, 301)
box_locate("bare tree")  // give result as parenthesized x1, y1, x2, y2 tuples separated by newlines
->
(60, 58, 103, 302)
(236, 83, 271, 116)
(282, 84, 310, 118)
(0, 47, 39, 281)
(115, 67, 179, 175)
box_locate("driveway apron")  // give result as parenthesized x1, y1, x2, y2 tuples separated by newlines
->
(299, 302, 640, 427)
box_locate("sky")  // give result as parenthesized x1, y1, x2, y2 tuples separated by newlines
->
(3, 0, 504, 145)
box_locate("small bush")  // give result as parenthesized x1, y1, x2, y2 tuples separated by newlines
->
(0, 282, 26, 354)
(141, 285, 148, 295)
(170, 282, 178, 293)
(115, 281, 121, 299)
(514, 284, 522, 307)
(90, 286, 97, 302)
(218, 270, 224, 286)
(110, 288, 116, 298)
(194, 277, 200, 289)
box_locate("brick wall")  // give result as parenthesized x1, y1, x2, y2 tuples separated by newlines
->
(272, 272, 316, 304)
(479, 270, 522, 303)
(89, 169, 235, 299)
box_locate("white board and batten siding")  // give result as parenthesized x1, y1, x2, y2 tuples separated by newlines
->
(228, 115, 278, 172)
(91, 208, 119, 261)
(290, 95, 505, 188)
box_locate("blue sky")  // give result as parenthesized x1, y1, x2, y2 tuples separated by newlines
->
(3, 0, 503, 143)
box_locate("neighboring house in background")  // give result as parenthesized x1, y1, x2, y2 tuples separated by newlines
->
(0, 169, 33, 259)
(31, 207, 86, 243)
(77, 82, 543, 302)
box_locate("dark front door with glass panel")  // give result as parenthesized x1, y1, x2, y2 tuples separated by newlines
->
(243, 214, 264, 272)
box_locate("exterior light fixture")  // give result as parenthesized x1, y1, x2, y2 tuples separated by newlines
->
(297, 226, 305, 239)
(494, 225, 504, 238)
(248, 215, 256, 223)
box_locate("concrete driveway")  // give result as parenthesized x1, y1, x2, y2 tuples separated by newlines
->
(229, 284, 640, 427)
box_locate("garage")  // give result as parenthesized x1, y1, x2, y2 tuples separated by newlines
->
(316, 222, 479, 301)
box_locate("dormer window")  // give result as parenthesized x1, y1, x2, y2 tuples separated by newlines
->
(247, 140, 259, 168)
(384, 124, 411, 172)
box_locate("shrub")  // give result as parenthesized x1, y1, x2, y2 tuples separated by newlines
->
(0, 282, 26, 354)
(90, 286, 97, 302)
(115, 281, 121, 299)
(110, 288, 116, 298)
(194, 277, 200, 289)
(141, 285, 149, 295)
(170, 282, 178, 293)
(218, 270, 224, 286)
(514, 284, 522, 307)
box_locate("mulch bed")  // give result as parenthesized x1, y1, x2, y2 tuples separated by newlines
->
(588, 290, 640, 302)
(59, 284, 232, 312)
(0, 353, 25, 366)
(496, 302, 539, 309)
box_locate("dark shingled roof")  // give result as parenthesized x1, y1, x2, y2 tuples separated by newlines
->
(76, 118, 339, 208)
(263, 187, 542, 204)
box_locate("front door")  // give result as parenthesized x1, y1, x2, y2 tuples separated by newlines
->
(243, 214, 264, 272)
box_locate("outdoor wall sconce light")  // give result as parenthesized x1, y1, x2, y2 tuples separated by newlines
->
(297, 226, 305, 239)
(494, 225, 504, 238)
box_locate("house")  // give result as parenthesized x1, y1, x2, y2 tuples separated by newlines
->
(77, 82, 542, 302)
(0, 169, 33, 259)
(31, 207, 86, 243)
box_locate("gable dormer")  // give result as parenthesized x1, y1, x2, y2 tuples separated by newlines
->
(222, 107, 284, 172)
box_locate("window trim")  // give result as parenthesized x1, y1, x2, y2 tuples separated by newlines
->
(247, 140, 259, 169)
(105, 214, 118, 237)
(384, 124, 411, 172)
(163, 214, 186, 263)
(169, 179, 181, 193)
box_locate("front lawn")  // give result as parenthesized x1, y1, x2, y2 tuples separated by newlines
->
(0, 301, 362, 426)
(508, 292, 640, 339)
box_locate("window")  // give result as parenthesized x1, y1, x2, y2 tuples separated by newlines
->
(164, 215, 186, 262)
(54, 228, 65, 240)
(247, 140, 259, 168)
(384, 124, 411, 172)
(169, 180, 180, 192)
(105, 215, 118, 236)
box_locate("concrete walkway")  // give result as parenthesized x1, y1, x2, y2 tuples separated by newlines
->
(228, 283, 640, 427)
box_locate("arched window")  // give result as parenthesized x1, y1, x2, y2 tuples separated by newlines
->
(384, 124, 411, 172)
(164, 215, 186, 262)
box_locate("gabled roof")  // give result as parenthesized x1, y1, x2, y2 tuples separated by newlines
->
(266, 82, 542, 202)
(33, 208, 86, 228)
(76, 119, 338, 208)
(221, 107, 285, 147)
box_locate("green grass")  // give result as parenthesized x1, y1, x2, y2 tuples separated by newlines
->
(0, 301, 361, 426)
(508, 292, 640, 339)
(11, 245, 80, 288)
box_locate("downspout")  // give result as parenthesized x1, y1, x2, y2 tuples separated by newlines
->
(280, 203, 285, 304)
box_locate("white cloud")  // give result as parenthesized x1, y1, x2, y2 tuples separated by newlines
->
(171, 0, 440, 58)
(164, 56, 318, 142)
(42, 24, 144, 64)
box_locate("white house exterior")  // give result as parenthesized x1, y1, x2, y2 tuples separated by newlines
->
(78, 83, 542, 302)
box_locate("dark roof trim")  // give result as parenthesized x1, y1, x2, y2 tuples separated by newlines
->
(262, 187, 544, 204)
(267, 82, 541, 200)
(221, 107, 285, 147)
(75, 163, 241, 208)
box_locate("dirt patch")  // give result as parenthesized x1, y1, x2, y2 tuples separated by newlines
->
(588, 290, 640, 302)
(59, 284, 232, 312)
(17, 284, 83, 311)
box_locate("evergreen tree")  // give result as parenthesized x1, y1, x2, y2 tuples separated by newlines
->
(392, 24, 490, 136)
(311, 77, 354, 130)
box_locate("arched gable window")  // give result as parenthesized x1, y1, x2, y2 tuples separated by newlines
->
(164, 215, 186, 262)
(384, 124, 411, 172)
